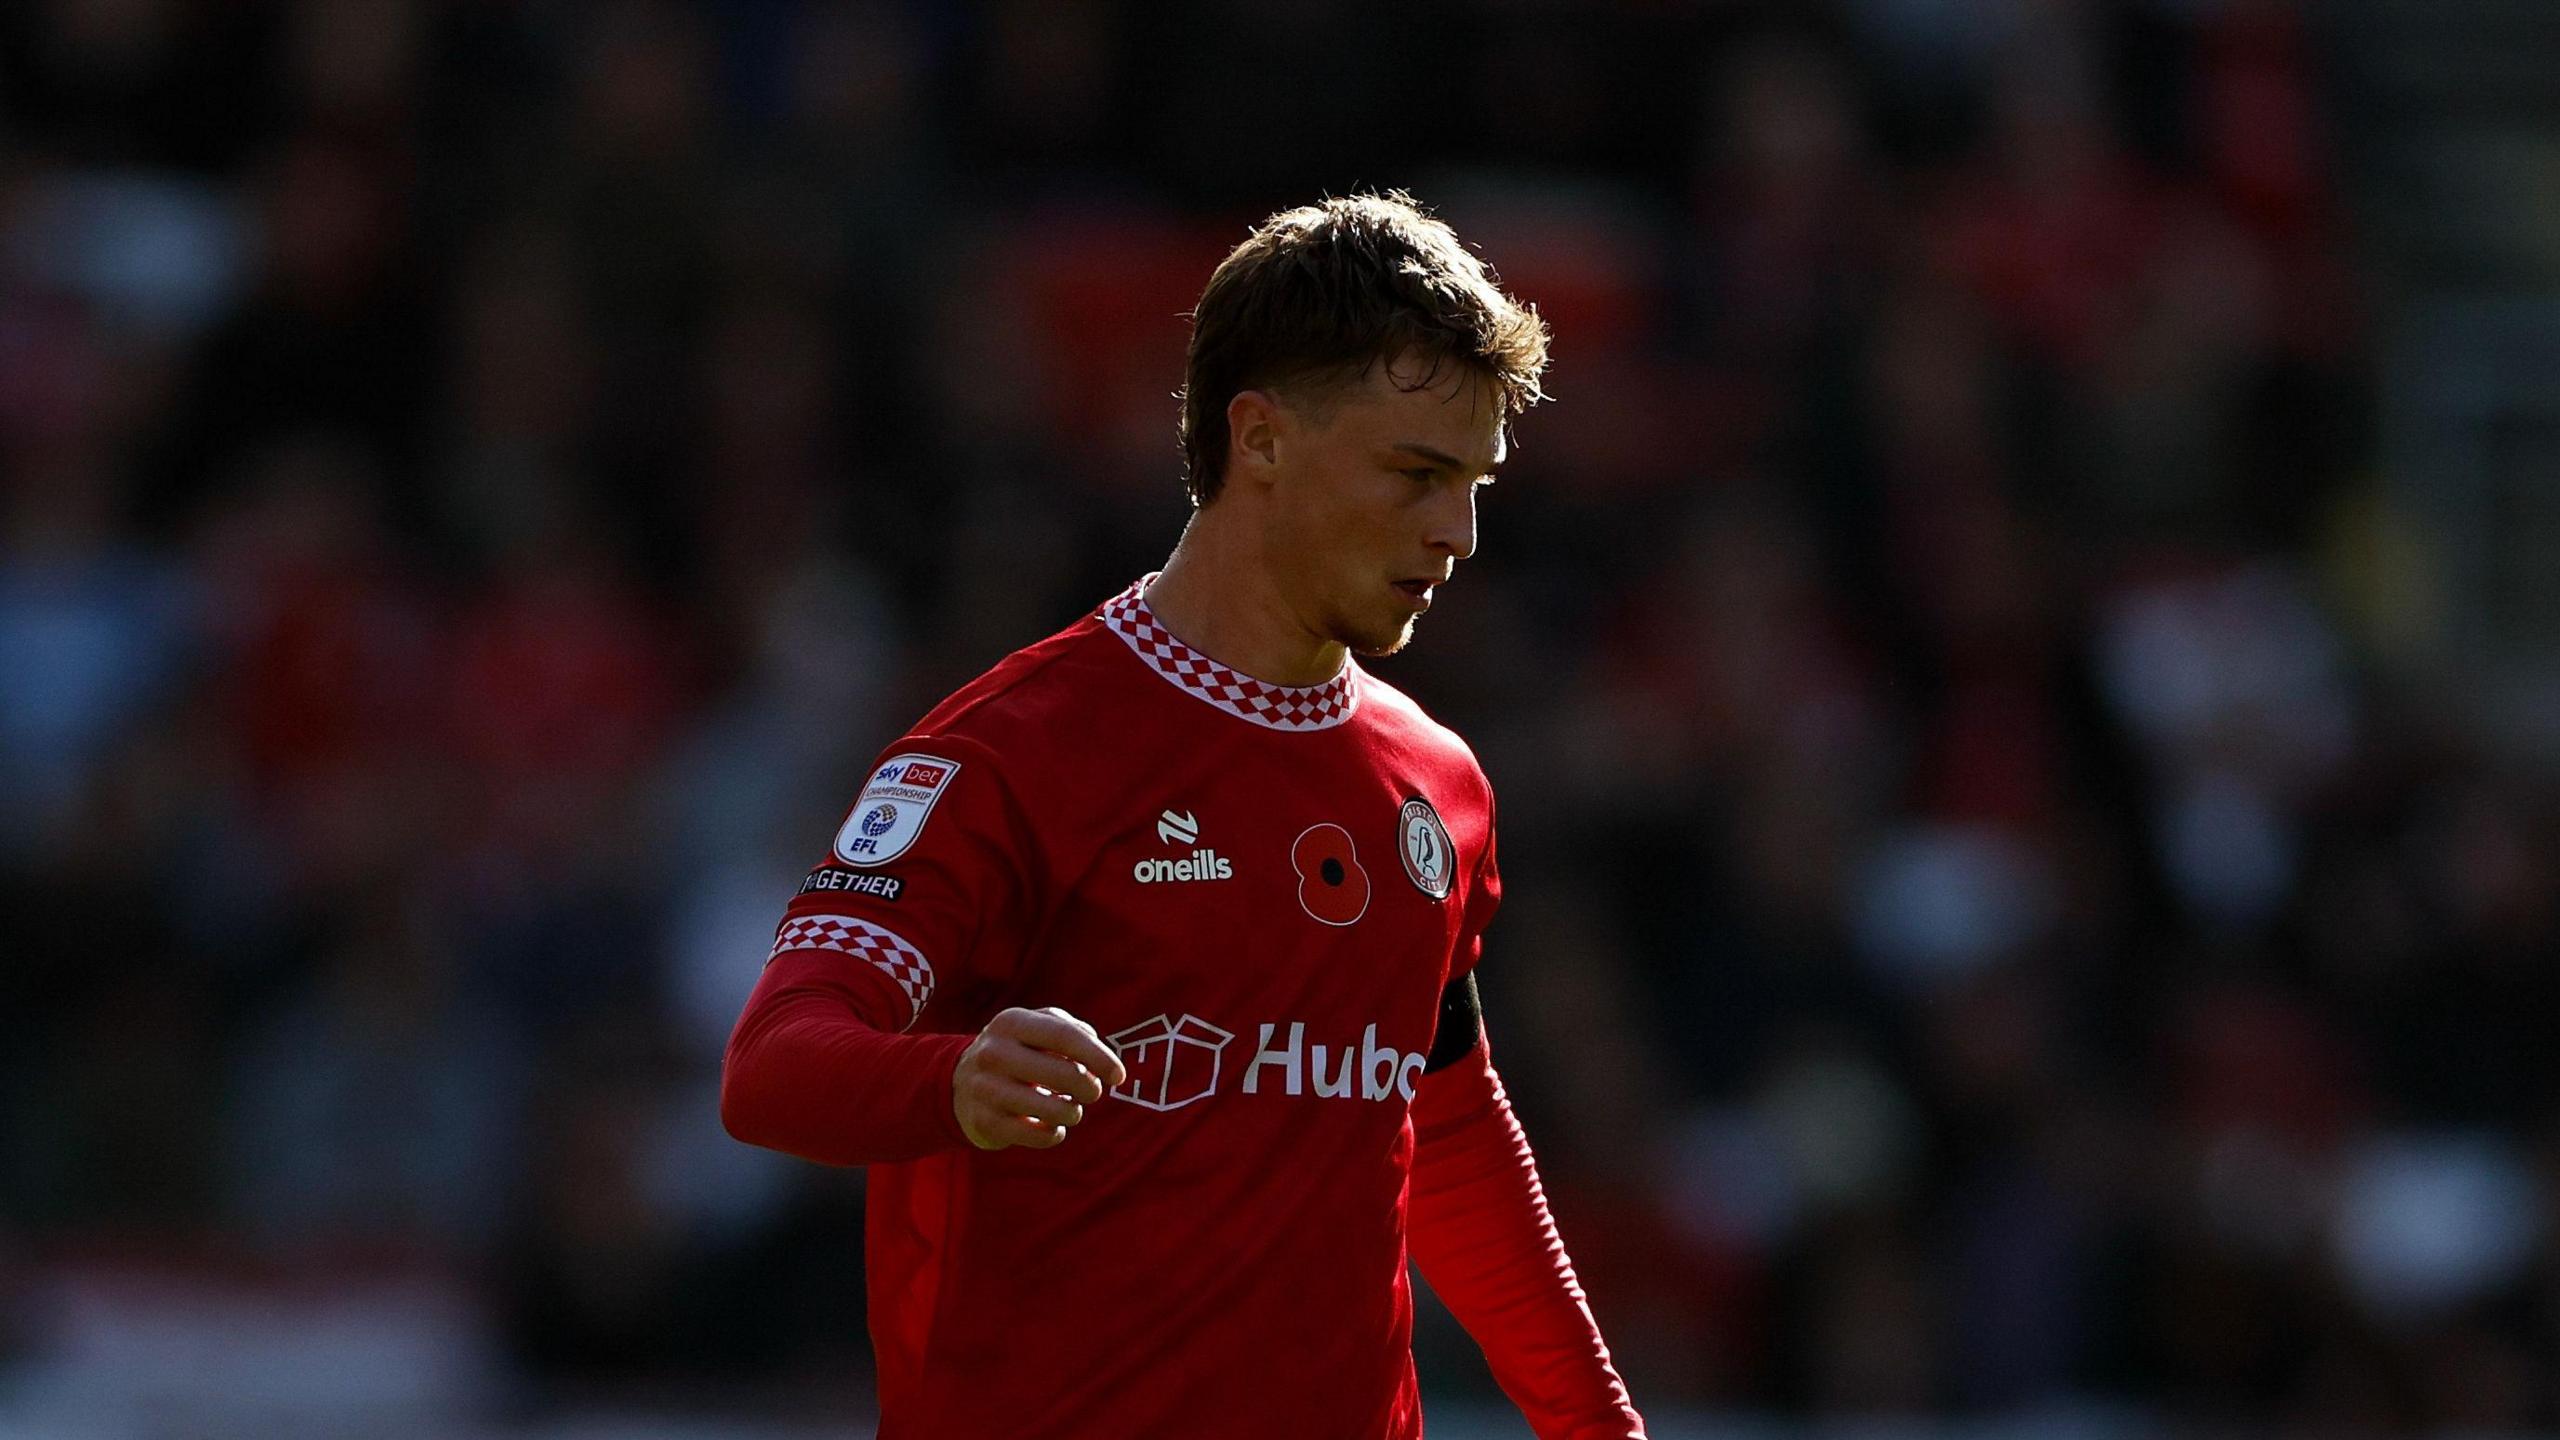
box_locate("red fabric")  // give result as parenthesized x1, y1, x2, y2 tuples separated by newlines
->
(720, 949, 973, 1165)
(1411, 1044, 1648, 1440)
(723, 578, 1554, 1438)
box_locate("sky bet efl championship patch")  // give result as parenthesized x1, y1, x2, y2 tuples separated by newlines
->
(833, 753, 960, 867)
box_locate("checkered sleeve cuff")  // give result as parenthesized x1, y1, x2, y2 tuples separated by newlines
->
(769, 914, 935, 1029)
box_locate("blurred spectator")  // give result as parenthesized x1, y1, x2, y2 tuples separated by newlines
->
(226, 882, 524, 1257)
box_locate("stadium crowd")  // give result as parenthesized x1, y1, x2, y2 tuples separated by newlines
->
(5, 0, 2557, 1431)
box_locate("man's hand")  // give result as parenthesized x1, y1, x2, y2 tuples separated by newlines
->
(952, 1006, 1129, 1150)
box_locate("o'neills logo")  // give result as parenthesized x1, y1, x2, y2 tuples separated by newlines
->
(1133, 848, 1234, 884)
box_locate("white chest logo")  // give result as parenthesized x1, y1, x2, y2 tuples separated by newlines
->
(1399, 796, 1454, 900)
(1104, 1014, 1420, 1109)
(1136, 807, 1233, 884)
(1108, 1013, 1235, 1111)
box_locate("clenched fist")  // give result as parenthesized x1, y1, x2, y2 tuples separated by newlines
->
(952, 1006, 1128, 1150)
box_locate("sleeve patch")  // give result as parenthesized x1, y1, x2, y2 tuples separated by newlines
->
(770, 914, 935, 1027)
(832, 752, 962, 867)
(798, 866, 904, 900)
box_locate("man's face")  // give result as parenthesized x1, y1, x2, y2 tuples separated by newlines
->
(1256, 353, 1505, 658)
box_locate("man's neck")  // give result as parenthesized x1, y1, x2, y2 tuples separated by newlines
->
(1143, 520, 1349, 689)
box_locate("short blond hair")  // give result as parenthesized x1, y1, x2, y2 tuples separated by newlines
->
(1177, 191, 1550, 505)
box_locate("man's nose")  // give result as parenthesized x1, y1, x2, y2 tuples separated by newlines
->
(1426, 485, 1477, 561)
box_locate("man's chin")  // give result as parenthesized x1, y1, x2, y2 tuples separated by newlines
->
(1346, 616, 1419, 659)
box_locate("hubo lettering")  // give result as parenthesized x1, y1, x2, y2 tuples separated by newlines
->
(1241, 1022, 1424, 1103)
(1133, 848, 1234, 884)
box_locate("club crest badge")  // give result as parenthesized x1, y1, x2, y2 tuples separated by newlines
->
(1398, 796, 1454, 901)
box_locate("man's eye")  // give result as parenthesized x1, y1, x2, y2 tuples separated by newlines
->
(1401, 468, 1437, 484)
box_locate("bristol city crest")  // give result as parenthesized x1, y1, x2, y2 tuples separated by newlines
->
(1398, 796, 1454, 901)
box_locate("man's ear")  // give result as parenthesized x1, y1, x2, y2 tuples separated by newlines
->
(1226, 390, 1284, 485)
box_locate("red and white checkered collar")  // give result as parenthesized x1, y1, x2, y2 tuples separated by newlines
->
(1098, 575, 1361, 732)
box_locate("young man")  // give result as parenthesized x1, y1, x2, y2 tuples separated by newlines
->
(722, 192, 1647, 1439)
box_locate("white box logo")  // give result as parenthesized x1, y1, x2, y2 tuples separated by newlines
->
(1107, 1013, 1236, 1112)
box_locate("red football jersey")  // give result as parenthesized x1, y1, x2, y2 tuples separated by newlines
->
(768, 576, 1500, 1438)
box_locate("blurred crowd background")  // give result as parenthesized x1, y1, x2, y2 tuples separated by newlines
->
(6, 0, 2560, 1435)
